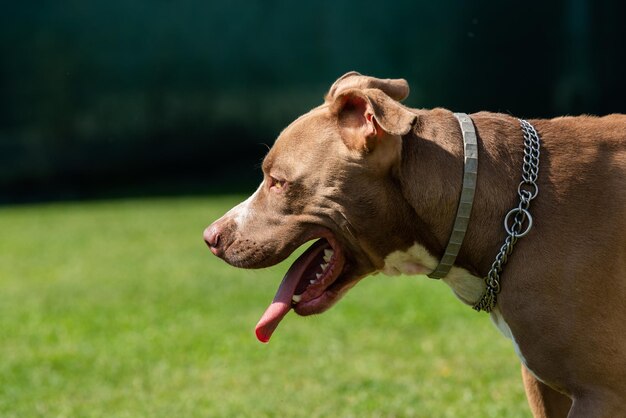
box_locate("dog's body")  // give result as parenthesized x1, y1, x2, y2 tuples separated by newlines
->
(205, 72, 626, 417)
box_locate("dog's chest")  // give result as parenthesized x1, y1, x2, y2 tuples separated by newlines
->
(490, 307, 543, 381)
(382, 242, 540, 379)
(382, 242, 484, 305)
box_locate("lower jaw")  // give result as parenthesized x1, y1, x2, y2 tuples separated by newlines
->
(295, 261, 377, 315)
(293, 290, 338, 316)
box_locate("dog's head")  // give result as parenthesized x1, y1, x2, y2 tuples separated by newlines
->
(205, 72, 421, 342)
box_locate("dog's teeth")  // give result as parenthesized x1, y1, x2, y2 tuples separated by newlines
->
(292, 294, 302, 303)
(310, 280, 316, 284)
(323, 249, 333, 262)
(320, 263, 328, 271)
(315, 273, 322, 279)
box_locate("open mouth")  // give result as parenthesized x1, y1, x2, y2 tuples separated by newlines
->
(255, 233, 349, 343)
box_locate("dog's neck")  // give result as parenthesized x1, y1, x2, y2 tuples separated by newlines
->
(396, 109, 523, 278)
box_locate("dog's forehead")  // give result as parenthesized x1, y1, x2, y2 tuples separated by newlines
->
(265, 104, 337, 171)
(279, 104, 330, 141)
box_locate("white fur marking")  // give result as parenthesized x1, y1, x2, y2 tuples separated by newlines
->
(383, 243, 544, 381)
(227, 182, 263, 227)
(490, 307, 543, 382)
(382, 243, 484, 304)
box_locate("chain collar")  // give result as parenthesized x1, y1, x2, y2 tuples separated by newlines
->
(473, 119, 541, 312)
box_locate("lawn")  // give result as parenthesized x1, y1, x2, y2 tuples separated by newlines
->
(0, 196, 530, 417)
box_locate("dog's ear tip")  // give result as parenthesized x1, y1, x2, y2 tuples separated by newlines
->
(340, 70, 362, 78)
(326, 71, 362, 101)
(397, 79, 410, 100)
(384, 78, 410, 102)
(327, 72, 411, 103)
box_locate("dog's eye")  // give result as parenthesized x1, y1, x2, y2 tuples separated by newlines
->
(269, 177, 286, 192)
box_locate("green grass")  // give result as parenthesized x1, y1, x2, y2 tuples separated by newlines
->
(0, 197, 530, 417)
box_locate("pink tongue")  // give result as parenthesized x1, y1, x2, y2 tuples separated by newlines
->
(254, 279, 295, 343)
(254, 242, 323, 343)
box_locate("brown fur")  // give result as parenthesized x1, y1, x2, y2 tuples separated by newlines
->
(206, 72, 626, 416)
(523, 365, 573, 417)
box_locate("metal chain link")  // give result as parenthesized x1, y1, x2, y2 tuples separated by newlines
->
(473, 119, 541, 313)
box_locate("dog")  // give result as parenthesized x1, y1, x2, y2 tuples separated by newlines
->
(204, 72, 626, 417)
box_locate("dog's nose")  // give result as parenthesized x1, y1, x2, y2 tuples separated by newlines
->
(204, 224, 222, 256)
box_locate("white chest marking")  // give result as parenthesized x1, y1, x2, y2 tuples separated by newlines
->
(490, 307, 543, 382)
(382, 243, 484, 305)
(383, 242, 543, 381)
(490, 307, 524, 359)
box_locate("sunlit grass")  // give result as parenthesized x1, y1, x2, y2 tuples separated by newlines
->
(0, 197, 529, 417)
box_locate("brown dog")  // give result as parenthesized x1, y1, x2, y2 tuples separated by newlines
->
(204, 72, 626, 417)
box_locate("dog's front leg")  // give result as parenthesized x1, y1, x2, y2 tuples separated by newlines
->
(522, 365, 572, 418)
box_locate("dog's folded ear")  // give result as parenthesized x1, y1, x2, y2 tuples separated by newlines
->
(326, 71, 410, 102)
(330, 87, 416, 152)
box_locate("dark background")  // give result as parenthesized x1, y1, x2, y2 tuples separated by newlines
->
(1, 0, 624, 204)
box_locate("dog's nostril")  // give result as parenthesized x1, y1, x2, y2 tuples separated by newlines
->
(211, 233, 220, 248)
(204, 225, 221, 250)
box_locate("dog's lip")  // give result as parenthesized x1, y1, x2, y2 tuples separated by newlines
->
(293, 291, 337, 315)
